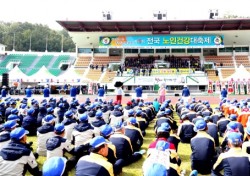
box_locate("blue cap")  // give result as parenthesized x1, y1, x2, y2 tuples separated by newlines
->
(10, 101, 16, 105)
(229, 114, 237, 121)
(80, 103, 85, 108)
(90, 136, 107, 149)
(43, 115, 55, 123)
(100, 124, 113, 137)
(114, 105, 120, 110)
(181, 114, 187, 120)
(27, 108, 35, 115)
(4, 120, 17, 130)
(136, 110, 142, 116)
(157, 126, 168, 133)
(160, 122, 171, 131)
(227, 132, 242, 145)
(145, 163, 167, 176)
(20, 104, 27, 109)
(43, 157, 67, 176)
(194, 119, 207, 132)
(246, 126, 250, 135)
(65, 110, 73, 118)
(227, 121, 238, 130)
(164, 109, 171, 115)
(8, 114, 19, 121)
(95, 111, 103, 118)
(128, 117, 137, 124)
(204, 116, 211, 121)
(115, 121, 123, 131)
(189, 104, 195, 110)
(128, 109, 134, 116)
(54, 123, 65, 133)
(156, 141, 170, 151)
(11, 108, 19, 114)
(190, 170, 198, 176)
(47, 107, 54, 113)
(10, 127, 29, 140)
(79, 113, 88, 122)
(58, 103, 64, 108)
(138, 102, 144, 107)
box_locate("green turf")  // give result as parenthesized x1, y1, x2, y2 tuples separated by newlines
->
(26, 106, 219, 176)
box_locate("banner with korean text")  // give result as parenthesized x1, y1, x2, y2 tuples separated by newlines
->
(99, 35, 224, 48)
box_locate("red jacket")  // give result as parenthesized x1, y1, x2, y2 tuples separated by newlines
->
(148, 138, 176, 150)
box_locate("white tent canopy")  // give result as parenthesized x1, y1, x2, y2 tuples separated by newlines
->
(224, 64, 250, 81)
(56, 66, 90, 83)
(28, 66, 56, 82)
(8, 65, 29, 82)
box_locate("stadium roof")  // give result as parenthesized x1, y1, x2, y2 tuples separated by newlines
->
(57, 19, 250, 47)
(57, 19, 250, 32)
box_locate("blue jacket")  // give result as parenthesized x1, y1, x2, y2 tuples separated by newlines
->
(135, 87, 143, 97)
(25, 88, 32, 97)
(98, 88, 105, 97)
(1, 89, 7, 97)
(70, 87, 77, 97)
(221, 89, 228, 98)
(182, 87, 190, 97)
(43, 88, 50, 97)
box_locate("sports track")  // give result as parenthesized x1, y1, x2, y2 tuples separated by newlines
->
(9, 93, 248, 105)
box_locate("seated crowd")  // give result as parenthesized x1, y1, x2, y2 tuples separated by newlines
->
(0, 94, 249, 175)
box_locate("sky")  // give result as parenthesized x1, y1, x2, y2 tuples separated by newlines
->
(1, 0, 250, 30)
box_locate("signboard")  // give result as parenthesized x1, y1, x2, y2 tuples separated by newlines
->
(99, 35, 224, 48)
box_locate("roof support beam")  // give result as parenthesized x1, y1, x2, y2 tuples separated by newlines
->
(203, 24, 206, 31)
(220, 24, 224, 30)
(238, 23, 242, 30)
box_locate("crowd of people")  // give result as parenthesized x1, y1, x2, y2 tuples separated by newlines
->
(0, 86, 249, 175)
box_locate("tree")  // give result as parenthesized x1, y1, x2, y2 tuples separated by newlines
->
(0, 21, 75, 52)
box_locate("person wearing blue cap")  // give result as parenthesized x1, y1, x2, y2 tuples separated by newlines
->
(181, 84, 190, 104)
(5, 100, 17, 121)
(204, 116, 219, 147)
(229, 114, 244, 136)
(135, 109, 148, 136)
(46, 123, 75, 160)
(43, 84, 50, 98)
(0, 127, 41, 175)
(212, 132, 250, 176)
(191, 119, 216, 175)
(22, 108, 37, 136)
(25, 85, 33, 98)
(1, 85, 8, 98)
(124, 117, 144, 151)
(143, 141, 180, 176)
(76, 136, 114, 176)
(0, 120, 17, 149)
(149, 123, 176, 151)
(70, 85, 77, 98)
(72, 113, 95, 159)
(109, 121, 143, 167)
(221, 121, 243, 152)
(97, 86, 105, 101)
(242, 126, 250, 154)
(62, 110, 77, 141)
(220, 87, 228, 100)
(217, 113, 230, 137)
(177, 114, 196, 143)
(109, 105, 124, 128)
(91, 110, 106, 136)
(100, 124, 124, 175)
(135, 85, 143, 100)
(43, 156, 68, 176)
(36, 114, 56, 156)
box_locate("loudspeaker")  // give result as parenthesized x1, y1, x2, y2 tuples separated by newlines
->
(158, 14, 162, 20)
(209, 13, 214, 19)
(107, 14, 111, 20)
(124, 93, 130, 96)
(174, 93, 179, 96)
(2, 73, 9, 87)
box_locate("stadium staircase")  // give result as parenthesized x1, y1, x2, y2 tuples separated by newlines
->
(47, 55, 59, 68)
(25, 56, 41, 75)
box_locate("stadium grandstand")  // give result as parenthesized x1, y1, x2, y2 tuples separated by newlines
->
(1, 18, 250, 95)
